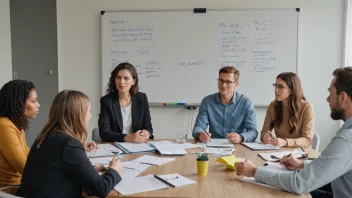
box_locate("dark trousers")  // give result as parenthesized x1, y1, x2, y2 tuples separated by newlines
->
(310, 183, 333, 198)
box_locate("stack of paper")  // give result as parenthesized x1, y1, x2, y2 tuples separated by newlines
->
(241, 142, 280, 150)
(206, 139, 234, 148)
(133, 155, 175, 166)
(150, 141, 188, 156)
(86, 147, 114, 158)
(114, 142, 155, 153)
(204, 147, 235, 156)
(258, 150, 305, 161)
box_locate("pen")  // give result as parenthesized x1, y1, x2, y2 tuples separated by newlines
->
(270, 155, 280, 160)
(154, 175, 176, 187)
(300, 147, 306, 154)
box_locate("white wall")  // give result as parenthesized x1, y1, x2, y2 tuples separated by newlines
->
(57, 0, 344, 151)
(0, 0, 12, 86)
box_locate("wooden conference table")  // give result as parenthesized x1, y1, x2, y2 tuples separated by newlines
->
(105, 140, 320, 198)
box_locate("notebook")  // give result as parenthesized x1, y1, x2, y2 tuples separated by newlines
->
(258, 150, 305, 162)
(149, 141, 188, 156)
(114, 142, 155, 154)
(86, 147, 115, 158)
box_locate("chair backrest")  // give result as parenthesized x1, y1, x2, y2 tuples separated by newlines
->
(0, 186, 22, 198)
(92, 128, 102, 142)
(311, 133, 320, 151)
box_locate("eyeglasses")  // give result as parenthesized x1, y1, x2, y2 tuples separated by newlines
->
(273, 83, 287, 89)
(217, 78, 236, 86)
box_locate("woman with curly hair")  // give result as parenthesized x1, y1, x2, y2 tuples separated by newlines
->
(0, 80, 40, 194)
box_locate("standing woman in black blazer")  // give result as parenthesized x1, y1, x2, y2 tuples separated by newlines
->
(99, 62, 153, 142)
(17, 90, 122, 198)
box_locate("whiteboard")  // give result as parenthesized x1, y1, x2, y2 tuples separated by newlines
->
(101, 9, 298, 106)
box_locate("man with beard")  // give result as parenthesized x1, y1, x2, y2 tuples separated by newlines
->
(235, 67, 352, 198)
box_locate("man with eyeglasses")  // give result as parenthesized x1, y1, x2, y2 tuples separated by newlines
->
(192, 66, 258, 143)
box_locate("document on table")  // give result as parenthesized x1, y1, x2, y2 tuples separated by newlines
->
(206, 139, 234, 148)
(204, 147, 235, 156)
(258, 150, 305, 161)
(122, 161, 150, 171)
(241, 142, 280, 150)
(114, 175, 169, 195)
(174, 143, 204, 150)
(118, 168, 147, 181)
(98, 144, 123, 153)
(150, 141, 188, 156)
(114, 142, 155, 153)
(240, 177, 282, 191)
(154, 173, 196, 187)
(133, 155, 175, 166)
(90, 156, 112, 165)
(86, 147, 114, 158)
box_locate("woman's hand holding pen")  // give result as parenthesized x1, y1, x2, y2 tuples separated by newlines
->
(280, 154, 304, 170)
(86, 142, 98, 152)
(263, 133, 272, 144)
(109, 155, 122, 173)
(199, 132, 212, 143)
(270, 138, 288, 147)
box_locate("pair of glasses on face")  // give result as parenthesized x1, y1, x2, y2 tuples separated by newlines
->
(273, 83, 287, 89)
(217, 78, 236, 86)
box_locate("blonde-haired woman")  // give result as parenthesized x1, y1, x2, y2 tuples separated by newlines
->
(17, 90, 122, 197)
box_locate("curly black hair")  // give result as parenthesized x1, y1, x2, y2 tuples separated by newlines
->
(0, 80, 35, 131)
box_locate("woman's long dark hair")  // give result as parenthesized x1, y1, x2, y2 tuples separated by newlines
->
(106, 62, 139, 95)
(272, 73, 306, 134)
(0, 80, 35, 130)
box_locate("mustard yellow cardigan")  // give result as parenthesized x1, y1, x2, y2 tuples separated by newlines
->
(0, 117, 29, 190)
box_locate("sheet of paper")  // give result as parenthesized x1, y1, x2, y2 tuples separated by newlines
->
(114, 175, 169, 195)
(114, 142, 155, 153)
(150, 142, 188, 156)
(89, 156, 113, 165)
(98, 144, 123, 153)
(119, 167, 145, 181)
(261, 162, 292, 173)
(122, 161, 151, 171)
(204, 147, 235, 156)
(175, 143, 204, 150)
(133, 155, 175, 166)
(258, 150, 304, 161)
(156, 173, 196, 187)
(240, 177, 281, 190)
(241, 142, 280, 150)
(206, 139, 234, 148)
(86, 147, 114, 158)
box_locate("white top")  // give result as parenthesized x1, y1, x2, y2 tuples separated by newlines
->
(120, 102, 133, 134)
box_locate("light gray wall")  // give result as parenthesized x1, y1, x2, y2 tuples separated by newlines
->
(57, 0, 344, 151)
(10, 0, 58, 146)
(0, 0, 12, 87)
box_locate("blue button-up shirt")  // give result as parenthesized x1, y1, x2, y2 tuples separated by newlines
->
(192, 91, 258, 142)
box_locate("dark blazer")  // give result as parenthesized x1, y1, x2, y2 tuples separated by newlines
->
(17, 133, 121, 198)
(99, 92, 153, 142)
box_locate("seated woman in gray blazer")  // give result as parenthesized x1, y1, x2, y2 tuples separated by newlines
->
(99, 62, 154, 142)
